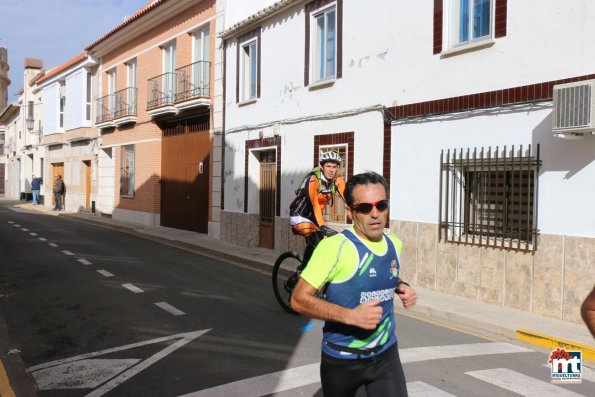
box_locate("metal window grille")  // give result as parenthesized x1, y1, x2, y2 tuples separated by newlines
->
(439, 144, 541, 252)
(120, 145, 135, 196)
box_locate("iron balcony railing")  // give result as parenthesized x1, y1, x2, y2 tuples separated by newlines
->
(95, 93, 115, 124)
(147, 61, 211, 111)
(147, 72, 176, 110)
(113, 87, 138, 119)
(175, 61, 210, 102)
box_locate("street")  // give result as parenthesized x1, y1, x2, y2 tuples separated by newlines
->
(0, 201, 593, 397)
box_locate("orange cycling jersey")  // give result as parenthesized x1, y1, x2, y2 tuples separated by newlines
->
(290, 169, 346, 236)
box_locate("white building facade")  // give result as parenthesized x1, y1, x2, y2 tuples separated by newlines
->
(219, 0, 595, 324)
(386, 0, 595, 324)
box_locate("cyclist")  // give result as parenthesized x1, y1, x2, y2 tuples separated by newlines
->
(289, 151, 346, 267)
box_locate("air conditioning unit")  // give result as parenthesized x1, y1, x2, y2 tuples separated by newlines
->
(552, 80, 595, 139)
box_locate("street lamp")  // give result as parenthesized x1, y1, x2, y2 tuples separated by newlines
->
(26, 117, 34, 132)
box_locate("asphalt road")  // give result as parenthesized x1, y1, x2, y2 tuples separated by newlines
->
(0, 201, 592, 396)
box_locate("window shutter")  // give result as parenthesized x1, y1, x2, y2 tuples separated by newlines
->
(433, 0, 443, 55)
(495, 0, 508, 38)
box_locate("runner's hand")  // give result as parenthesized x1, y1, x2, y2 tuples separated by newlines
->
(348, 301, 382, 330)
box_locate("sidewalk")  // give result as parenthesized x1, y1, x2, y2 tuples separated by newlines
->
(11, 202, 595, 362)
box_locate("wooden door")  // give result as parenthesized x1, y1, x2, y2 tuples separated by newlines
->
(51, 163, 64, 207)
(259, 151, 276, 249)
(161, 116, 210, 233)
(84, 161, 91, 210)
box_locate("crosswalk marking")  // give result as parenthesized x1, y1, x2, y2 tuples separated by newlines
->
(407, 381, 457, 397)
(400, 342, 531, 363)
(466, 368, 585, 397)
(177, 342, 532, 397)
(122, 283, 144, 293)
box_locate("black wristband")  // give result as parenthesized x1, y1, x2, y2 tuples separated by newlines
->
(396, 279, 410, 291)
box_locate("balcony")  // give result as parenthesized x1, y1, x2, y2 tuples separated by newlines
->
(95, 87, 138, 129)
(147, 61, 211, 117)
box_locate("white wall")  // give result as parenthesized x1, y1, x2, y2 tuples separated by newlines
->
(42, 83, 60, 134)
(65, 70, 84, 131)
(391, 106, 595, 237)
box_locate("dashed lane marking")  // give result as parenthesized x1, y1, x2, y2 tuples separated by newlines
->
(78, 259, 92, 265)
(97, 270, 114, 277)
(122, 283, 144, 293)
(62, 250, 74, 256)
(48, 243, 58, 248)
(38, 237, 47, 242)
(154, 302, 185, 316)
(29, 232, 37, 236)
(21, 228, 29, 231)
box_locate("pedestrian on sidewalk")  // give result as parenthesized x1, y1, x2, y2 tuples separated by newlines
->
(291, 171, 416, 397)
(31, 175, 43, 205)
(53, 175, 64, 211)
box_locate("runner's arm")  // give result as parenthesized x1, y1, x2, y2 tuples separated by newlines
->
(291, 278, 382, 330)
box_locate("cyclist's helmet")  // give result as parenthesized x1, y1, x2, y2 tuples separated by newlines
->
(319, 151, 342, 166)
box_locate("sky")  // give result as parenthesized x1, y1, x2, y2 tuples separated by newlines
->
(0, 0, 150, 100)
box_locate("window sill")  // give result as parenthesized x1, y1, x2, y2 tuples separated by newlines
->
(238, 98, 257, 107)
(440, 38, 496, 58)
(120, 194, 135, 199)
(308, 78, 336, 91)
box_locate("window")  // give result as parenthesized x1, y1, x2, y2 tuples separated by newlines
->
(193, 26, 210, 96)
(126, 60, 137, 114)
(163, 43, 176, 103)
(107, 69, 117, 116)
(313, 7, 336, 81)
(320, 144, 348, 224)
(120, 145, 135, 197)
(305, 0, 342, 86)
(86, 72, 91, 121)
(240, 40, 258, 101)
(59, 89, 65, 128)
(439, 145, 541, 252)
(28, 101, 34, 120)
(451, 0, 492, 47)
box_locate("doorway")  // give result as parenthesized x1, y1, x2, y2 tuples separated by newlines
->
(258, 150, 276, 249)
(83, 160, 91, 210)
(52, 163, 64, 208)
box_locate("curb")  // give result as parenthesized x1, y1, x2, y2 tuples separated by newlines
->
(0, 359, 16, 397)
(516, 329, 595, 362)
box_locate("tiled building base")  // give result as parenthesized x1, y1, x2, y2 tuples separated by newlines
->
(389, 220, 595, 325)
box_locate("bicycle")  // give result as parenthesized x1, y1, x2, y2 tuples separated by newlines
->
(272, 236, 330, 314)
(272, 250, 305, 314)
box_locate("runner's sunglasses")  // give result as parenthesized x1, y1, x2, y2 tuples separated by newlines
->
(349, 199, 390, 214)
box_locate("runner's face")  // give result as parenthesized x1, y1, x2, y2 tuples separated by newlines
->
(322, 162, 338, 179)
(346, 183, 388, 242)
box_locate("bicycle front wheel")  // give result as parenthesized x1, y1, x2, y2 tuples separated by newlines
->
(272, 251, 303, 314)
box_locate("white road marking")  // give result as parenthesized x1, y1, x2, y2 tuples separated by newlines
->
(154, 302, 185, 316)
(96, 270, 114, 277)
(13, 224, 20, 227)
(29, 232, 37, 236)
(29, 330, 210, 396)
(178, 342, 532, 397)
(122, 283, 144, 293)
(21, 228, 29, 231)
(7, 220, 13, 223)
(542, 363, 595, 383)
(62, 250, 74, 256)
(78, 259, 92, 266)
(466, 368, 585, 396)
(33, 359, 140, 389)
(399, 342, 531, 363)
(48, 243, 58, 247)
(407, 381, 458, 397)
(38, 237, 47, 242)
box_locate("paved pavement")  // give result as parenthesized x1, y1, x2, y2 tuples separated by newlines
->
(2, 201, 594, 395)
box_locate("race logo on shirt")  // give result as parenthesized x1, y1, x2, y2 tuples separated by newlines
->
(389, 259, 399, 279)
